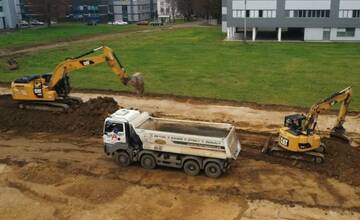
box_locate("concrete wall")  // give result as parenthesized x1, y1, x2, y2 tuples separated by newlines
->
(0, 0, 19, 29)
(285, 0, 331, 10)
(304, 28, 324, 41)
(339, 0, 360, 9)
(330, 28, 360, 41)
(113, 0, 156, 22)
(302, 27, 360, 41)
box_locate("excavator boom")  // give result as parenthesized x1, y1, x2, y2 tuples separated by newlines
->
(47, 46, 144, 95)
(303, 86, 352, 139)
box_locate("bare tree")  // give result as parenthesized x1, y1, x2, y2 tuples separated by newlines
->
(176, 0, 193, 21)
(169, 0, 177, 22)
(175, 0, 221, 22)
(22, 0, 71, 26)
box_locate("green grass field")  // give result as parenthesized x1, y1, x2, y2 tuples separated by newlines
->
(0, 26, 359, 110)
(0, 23, 143, 49)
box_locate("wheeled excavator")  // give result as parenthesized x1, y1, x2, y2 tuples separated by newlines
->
(11, 46, 144, 111)
(262, 86, 352, 163)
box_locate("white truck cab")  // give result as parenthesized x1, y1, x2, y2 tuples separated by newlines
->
(103, 109, 241, 178)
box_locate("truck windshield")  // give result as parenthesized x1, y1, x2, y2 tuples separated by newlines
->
(104, 122, 124, 133)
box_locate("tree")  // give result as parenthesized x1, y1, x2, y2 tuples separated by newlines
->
(175, 0, 221, 22)
(176, 0, 193, 21)
(169, 0, 177, 22)
(22, 0, 71, 26)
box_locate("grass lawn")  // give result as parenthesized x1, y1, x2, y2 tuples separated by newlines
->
(0, 23, 144, 49)
(0, 26, 359, 110)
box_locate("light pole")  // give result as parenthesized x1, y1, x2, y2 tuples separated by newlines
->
(243, 0, 247, 43)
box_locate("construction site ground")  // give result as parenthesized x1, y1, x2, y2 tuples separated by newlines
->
(1, 86, 360, 220)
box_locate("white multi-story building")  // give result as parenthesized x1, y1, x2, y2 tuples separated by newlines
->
(222, 0, 360, 41)
(113, 0, 156, 22)
(0, 0, 21, 29)
(157, 0, 177, 20)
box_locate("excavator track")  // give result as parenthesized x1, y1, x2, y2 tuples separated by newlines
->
(266, 145, 325, 163)
(18, 96, 82, 112)
(262, 135, 325, 163)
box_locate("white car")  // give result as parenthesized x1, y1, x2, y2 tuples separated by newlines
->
(20, 20, 29, 26)
(31, 19, 45, 25)
(108, 20, 128, 25)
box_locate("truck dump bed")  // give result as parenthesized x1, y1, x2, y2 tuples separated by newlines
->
(138, 118, 230, 138)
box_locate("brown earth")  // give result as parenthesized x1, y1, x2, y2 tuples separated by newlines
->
(0, 95, 118, 136)
(0, 93, 360, 186)
(0, 90, 360, 219)
(239, 131, 360, 186)
(0, 95, 360, 186)
(0, 133, 359, 220)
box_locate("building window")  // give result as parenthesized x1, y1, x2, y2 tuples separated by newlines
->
(339, 10, 360, 18)
(222, 7, 227, 15)
(337, 28, 356, 37)
(0, 6, 2, 12)
(232, 9, 276, 18)
(288, 10, 330, 18)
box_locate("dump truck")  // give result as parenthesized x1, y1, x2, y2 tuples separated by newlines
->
(103, 109, 241, 178)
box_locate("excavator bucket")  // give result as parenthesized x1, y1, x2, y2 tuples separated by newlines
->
(330, 126, 351, 144)
(127, 72, 144, 95)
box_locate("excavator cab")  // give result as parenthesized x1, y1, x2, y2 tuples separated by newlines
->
(54, 75, 71, 97)
(284, 114, 310, 136)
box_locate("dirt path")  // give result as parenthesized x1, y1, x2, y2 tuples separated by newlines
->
(0, 22, 207, 58)
(0, 28, 159, 58)
(0, 133, 359, 220)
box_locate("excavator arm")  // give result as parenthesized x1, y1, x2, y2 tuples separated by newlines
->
(48, 46, 144, 95)
(303, 86, 352, 136)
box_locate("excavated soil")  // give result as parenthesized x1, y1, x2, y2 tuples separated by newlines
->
(1, 94, 360, 187)
(239, 132, 360, 186)
(1, 91, 360, 219)
(0, 133, 360, 219)
(0, 95, 118, 136)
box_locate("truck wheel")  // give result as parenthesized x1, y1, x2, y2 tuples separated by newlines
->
(115, 151, 131, 167)
(140, 154, 156, 169)
(204, 162, 222, 178)
(183, 160, 200, 176)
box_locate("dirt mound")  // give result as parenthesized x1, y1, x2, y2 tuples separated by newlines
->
(0, 95, 118, 136)
(241, 133, 360, 186)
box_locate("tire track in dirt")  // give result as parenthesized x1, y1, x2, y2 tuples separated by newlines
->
(2, 133, 360, 211)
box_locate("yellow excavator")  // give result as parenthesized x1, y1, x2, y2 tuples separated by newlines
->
(262, 86, 352, 163)
(11, 46, 144, 111)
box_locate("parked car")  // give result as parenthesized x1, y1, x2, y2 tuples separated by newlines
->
(136, 21, 149, 25)
(20, 20, 29, 26)
(31, 19, 42, 25)
(150, 20, 163, 26)
(108, 20, 128, 25)
(31, 19, 45, 25)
